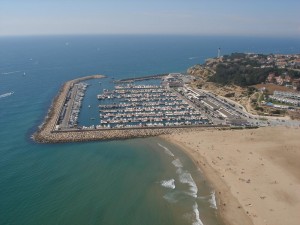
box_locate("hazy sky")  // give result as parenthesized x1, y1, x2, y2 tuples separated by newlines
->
(1, 0, 299, 37)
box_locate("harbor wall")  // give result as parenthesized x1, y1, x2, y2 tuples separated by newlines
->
(114, 73, 168, 83)
(33, 75, 105, 143)
(34, 126, 229, 143)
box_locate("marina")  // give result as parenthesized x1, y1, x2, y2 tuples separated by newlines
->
(50, 73, 257, 134)
(97, 84, 210, 128)
(33, 73, 260, 143)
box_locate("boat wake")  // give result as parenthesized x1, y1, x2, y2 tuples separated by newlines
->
(1, 71, 21, 75)
(0, 92, 14, 99)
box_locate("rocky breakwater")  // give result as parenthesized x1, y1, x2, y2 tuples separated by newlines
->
(33, 75, 105, 143)
(35, 126, 217, 144)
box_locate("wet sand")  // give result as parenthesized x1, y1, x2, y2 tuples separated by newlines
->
(162, 126, 300, 225)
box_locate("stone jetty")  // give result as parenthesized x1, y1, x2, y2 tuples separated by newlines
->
(33, 75, 105, 143)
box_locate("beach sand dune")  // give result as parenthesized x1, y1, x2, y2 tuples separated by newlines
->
(162, 127, 300, 225)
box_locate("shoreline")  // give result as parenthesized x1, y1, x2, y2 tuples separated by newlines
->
(161, 126, 300, 225)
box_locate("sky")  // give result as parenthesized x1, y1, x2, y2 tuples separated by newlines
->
(0, 0, 300, 37)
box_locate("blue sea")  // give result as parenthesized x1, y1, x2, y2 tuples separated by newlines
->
(1, 35, 299, 225)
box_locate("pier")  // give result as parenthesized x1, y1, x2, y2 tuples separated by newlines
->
(33, 75, 105, 143)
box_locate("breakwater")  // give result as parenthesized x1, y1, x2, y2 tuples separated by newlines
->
(34, 126, 228, 143)
(114, 73, 168, 83)
(33, 75, 105, 143)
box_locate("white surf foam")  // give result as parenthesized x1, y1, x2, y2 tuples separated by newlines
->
(192, 202, 204, 225)
(172, 158, 183, 168)
(0, 92, 14, 99)
(209, 191, 217, 209)
(163, 192, 178, 203)
(178, 170, 198, 198)
(157, 143, 174, 157)
(161, 179, 176, 189)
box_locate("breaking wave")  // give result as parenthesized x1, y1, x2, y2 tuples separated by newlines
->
(172, 158, 183, 168)
(177, 168, 198, 198)
(192, 202, 204, 225)
(209, 191, 217, 209)
(161, 179, 175, 189)
(157, 143, 174, 157)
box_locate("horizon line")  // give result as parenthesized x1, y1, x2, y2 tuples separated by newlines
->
(0, 33, 300, 39)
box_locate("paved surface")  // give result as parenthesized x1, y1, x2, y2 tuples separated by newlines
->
(61, 84, 78, 128)
(189, 86, 300, 128)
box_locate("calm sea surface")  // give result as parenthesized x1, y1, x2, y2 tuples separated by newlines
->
(0, 35, 299, 225)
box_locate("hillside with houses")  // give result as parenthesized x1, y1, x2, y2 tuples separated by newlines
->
(188, 53, 300, 118)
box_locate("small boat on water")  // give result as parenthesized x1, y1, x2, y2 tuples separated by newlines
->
(88, 105, 91, 108)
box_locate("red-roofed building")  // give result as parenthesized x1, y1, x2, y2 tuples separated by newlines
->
(275, 76, 284, 85)
(292, 79, 300, 91)
(284, 75, 292, 83)
(266, 73, 276, 83)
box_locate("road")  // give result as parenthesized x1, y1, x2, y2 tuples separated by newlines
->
(185, 85, 300, 127)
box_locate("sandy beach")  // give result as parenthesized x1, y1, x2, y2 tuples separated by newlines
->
(162, 126, 300, 225)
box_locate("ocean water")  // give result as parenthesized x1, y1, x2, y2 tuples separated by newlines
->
(1, 35, 299, 225)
